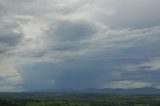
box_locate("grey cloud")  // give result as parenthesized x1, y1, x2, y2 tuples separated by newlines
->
(48, 20, 96, 41)
(20, 63, 58, 90)
(1, 0, 160, 91)
(43, 20, 97, 52)
(17, 24, 160, 90)
(20, 24, 160, 90)
(0, 0, 80, 18)
(0, 33, 22, 46)
(0, 21, 23, 53)
(96, 0, 160, 28)
(0, 76, 6, 82)
(0, 75, 21, 92)
(20, 61, 110, 90)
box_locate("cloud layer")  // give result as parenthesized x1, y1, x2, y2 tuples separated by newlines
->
(0, 0, 160, 91)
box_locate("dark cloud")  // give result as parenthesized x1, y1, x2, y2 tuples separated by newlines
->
(20, 61, 109, 90)
(0, 21, 23, 53)
(0, 33, 22, 46)
(20, 28, 160, 90)
(20, 63, 58, 90)
(48, 20, 96, 41)
(1, 0, 160, 91)
(43, 20, 97, 52)
(0, 76, 5, 81)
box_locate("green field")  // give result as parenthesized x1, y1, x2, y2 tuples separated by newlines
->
(0, 93, 160, 106)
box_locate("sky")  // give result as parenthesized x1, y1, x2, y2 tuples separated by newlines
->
(0, 0, 160, 92)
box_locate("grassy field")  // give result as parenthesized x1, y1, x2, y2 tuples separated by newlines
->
(0, 93, 160, 106)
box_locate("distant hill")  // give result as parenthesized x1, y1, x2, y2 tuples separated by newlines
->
(38, 87, 160, 94)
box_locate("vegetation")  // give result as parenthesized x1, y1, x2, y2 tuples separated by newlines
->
(0, 93, 160, 106)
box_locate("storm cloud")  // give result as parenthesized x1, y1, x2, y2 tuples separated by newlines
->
(0, 0, 160, 91)
(0, 21, 23, 53)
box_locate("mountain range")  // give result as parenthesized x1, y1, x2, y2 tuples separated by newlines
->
(38, 87, 160, 94)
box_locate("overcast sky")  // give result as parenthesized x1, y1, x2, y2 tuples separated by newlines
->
(0, 0, 160, 91)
